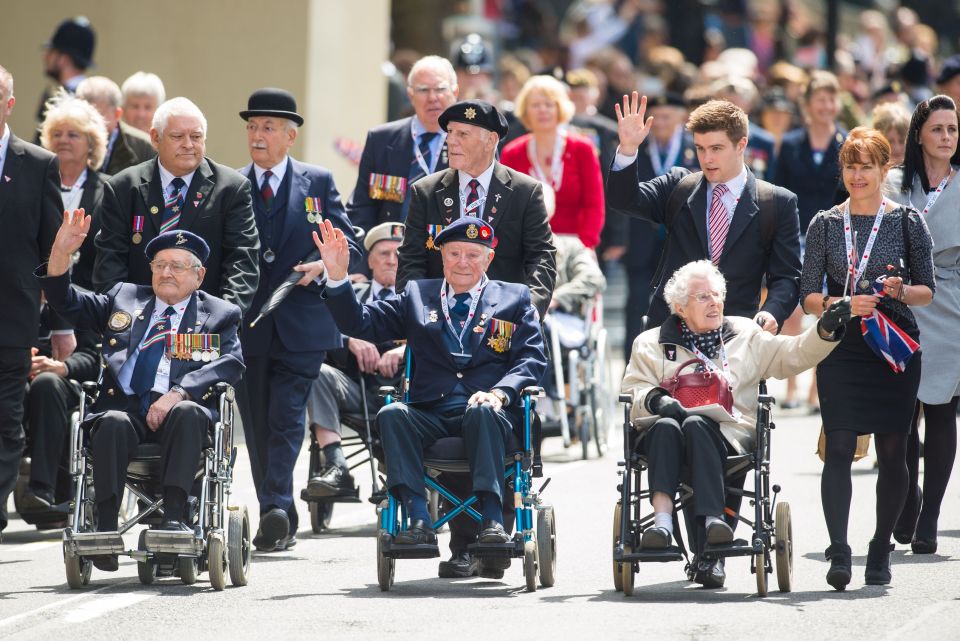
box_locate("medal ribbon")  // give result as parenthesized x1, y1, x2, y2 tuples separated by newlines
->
(843, 199, 887, 291)
(910, 167, 953, 217)
(527, 128, 567, 191)
(440, 275, 488, 354)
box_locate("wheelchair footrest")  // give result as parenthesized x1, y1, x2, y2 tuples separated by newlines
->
(67, 530, 125, 557)
(467, 540, 521, 559)
(380, 537, 441, 559)
(299, 488, 362, 504)
(619, 546, 685, 563)
(702, 538, 757, 557)
(144, 529, 202, 555)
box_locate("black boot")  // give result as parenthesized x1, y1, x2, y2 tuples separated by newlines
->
(864, 539, 893, 585)
(893, 486, 921, 544)
(824, 543, 852, 591)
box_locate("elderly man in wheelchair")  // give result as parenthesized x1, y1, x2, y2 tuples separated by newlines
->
(313, 215, 548, 583)
(39, 211, 245, 583)
(618, 260, 850, 590)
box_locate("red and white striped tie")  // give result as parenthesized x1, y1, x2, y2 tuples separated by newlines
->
(708, 183, 731, 265)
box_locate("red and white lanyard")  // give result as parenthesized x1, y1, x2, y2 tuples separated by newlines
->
(689, 342, 731, 382)
(527, 129, 567, 192)
(910, 167, 953, 216)
(843, 199, 887, 291)
(411, 120, 444, 176)
(440, 275, 488, 355)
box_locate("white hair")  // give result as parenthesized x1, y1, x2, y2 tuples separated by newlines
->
(0, 64, 13, 101)
(76, 76, 123, 109)
(152, 97, 207, 138)
(662, 260, 727, 308)
(121, 71, 166, 103)
(407, 55, 457, 89)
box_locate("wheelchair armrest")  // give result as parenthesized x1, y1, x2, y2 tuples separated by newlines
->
(618, 393, 632, 404)
(81, 381, 99, 396)
(378, 385, 397, 398)
(522, 386, 544, 398)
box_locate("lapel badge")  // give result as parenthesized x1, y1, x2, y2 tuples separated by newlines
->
(193, 200, 200, 207)
(427, 309, 439, 323)
(444, 217, 452, 224)
(444, 197, 454, 207)
(107, 311, 132, 332)
(196, 192, 203, 199)
(494, 193, 501, 202)
(150, 206, 159, 214)
(3, 176, 10, 182)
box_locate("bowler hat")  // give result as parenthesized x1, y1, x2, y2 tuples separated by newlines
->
(240, 88, 304, 126)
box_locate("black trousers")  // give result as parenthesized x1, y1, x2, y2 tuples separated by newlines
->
(0, 348, 30, 531)
(25, 372, 78, 499)
(90, 402, 209, 507)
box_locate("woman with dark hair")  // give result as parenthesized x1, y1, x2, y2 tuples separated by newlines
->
(802, 127, 934, 590)
(885, 94, 960, 554)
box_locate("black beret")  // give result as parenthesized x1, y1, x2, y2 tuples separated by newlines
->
(937, 55, 960, 86)
(439, 100, 509, 138)
(433, 216, 496, 248)
(145, 230, 211, 265)
(240, 88, 304, 126)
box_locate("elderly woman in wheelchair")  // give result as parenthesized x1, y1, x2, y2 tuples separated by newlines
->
(618, 260, 850, 592)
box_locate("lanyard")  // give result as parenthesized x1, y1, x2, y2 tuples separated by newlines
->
(909, 167, 953, 216)
(460, 184, 486, 218)
(649, 129, 683, 176)
(411, 121, 444, 177)
(688, 342, 731, 381)
(527, 129, 566, 191)
(439, 276, 487, 355)
(843, 199, 887, 291)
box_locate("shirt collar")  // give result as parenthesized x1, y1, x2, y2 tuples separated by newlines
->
(152, 294, 192, 316)
(412, 116, 444, 140)
(254, 156, 288, 186)
(458, 161, 496, 195)
(709, 164, 748, 199)
(157, 160, 197, 196)
(63, 74, 85, 93)
(371, 280, 394, 298)
(445, 275, 486, 299)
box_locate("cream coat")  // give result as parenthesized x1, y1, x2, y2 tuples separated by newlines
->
(621, 316, 841, 454)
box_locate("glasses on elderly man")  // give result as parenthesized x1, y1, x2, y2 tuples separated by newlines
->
(410, 85, 452, 96)
(150, 260, 199, 275)
(689, 290, 723, 304)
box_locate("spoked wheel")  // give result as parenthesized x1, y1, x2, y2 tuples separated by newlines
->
(755, 551, 769, 597)
(137, 530, 157, 585)
(775, 502, 794, 592)
(523, 540, 538, 592)
(309, 501, 334, 534)
(63, 543, 92, 589)
(537, 505, 557, 588)
(620, 548, 635, 597)
(376, 530, 395, 591)
(612, 502, 623, 592)
(228, 506, 252, 587)
(179, 556, 199, 585)
(207, 532, 227, 591)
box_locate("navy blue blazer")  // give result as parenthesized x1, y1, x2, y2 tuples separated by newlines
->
(774, 127, 847, 233)
(323, 278, 546, 412)
(745, 125, 778, 183)
(346, 116, 448, 232)
(40, 271, 245, 420)
(239, 157, 361, 357)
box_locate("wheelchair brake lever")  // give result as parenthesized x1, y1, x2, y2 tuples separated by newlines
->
(538, 477, 551, 495)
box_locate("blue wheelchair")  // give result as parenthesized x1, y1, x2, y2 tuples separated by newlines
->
(374, 358, 556, 592)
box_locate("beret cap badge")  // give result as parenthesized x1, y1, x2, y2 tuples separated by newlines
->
(465, 107, 477, 120)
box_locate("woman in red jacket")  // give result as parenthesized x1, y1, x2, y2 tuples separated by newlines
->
(501, 75, 605, 248)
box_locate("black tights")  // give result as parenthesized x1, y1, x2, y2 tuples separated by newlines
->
(900, 397, 959, 538)
(821, 430, 908, 546)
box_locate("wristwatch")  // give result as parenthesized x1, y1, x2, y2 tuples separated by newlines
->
(491, 389, 509, 407)
(822, 294, 830, 312)
(170, 385, 189, 401)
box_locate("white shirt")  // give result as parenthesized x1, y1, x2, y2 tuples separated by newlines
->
(157, 161, 197, 203)
(0, 125, 10, 176)
(60, 168, 88, 213)
(254, 156, 288, 195)
(706, 164, 748, 223)
(117, 295, 191, 395)
(457, 161, 495, 218)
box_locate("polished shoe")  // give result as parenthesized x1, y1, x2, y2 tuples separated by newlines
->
(157, 519, 192, 532)
(438, 550, 478, 578)
(864, 539, 893, 585)
(307, 466, 357, 498)
(893, 486, 921, 544)
(19, 490, 54, 512)
(911, 536, 937, 554)
(478, 557, 511, 579)
(640, 526, 672, 550)
(478, 520, 510, 544)
(692, 557, 726, 588)
(253, 508, 290, 552)
(90, 554, 119, 572)
(824, 543, 852, 591)
(395, 519, 437, 546)
(705, 519, 734, 546)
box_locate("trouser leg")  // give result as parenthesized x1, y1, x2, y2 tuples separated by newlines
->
(156, 401, 209, 496)
(682, 416, 728, 519)
(377, 402, 449, 501)
(0, 348, 29, 531)
(642, 418, 684, 499)
(461, 404, 512, 500)
(90, 411, 145, 508)
(236, 355, 270, 503)
(25, 372, 75, 495)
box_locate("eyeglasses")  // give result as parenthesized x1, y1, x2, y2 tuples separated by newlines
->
(150, 260, 199, 275)
(410, 85, 452, 96)
(689, 290, 722, 304)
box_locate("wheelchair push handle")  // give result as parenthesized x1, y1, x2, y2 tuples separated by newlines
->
(378, 385, 397, 398)
(522, 386, 545, 398)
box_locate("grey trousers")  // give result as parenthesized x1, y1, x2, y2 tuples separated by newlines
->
(306, 364, 366, 434)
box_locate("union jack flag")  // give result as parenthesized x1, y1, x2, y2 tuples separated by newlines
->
(861, 308, 919, 373)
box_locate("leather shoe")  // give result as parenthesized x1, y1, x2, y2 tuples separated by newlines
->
(90, 554, 119, 572)
(307, 466, 357, 498)
(693, 557, 726, 588)
(395, 519, 437, 546)
(479, 557, 511, 579)
(20, 490, 54, 512)
(253, 508, 290, 552)
(438, 550, 478, 578)
(705, 519, 734, 545)
(478, 520, 510, 544)
(640, 526, 672, 550)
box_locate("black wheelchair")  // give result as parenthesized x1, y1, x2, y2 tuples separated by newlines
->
(61, 382, 251, 590)
(374, 358, 556, 592)
(612, 381, 793, 597)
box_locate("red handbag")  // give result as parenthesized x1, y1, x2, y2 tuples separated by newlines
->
(659, 359, 735, 414)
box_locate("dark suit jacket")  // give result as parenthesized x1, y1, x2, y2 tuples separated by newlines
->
(238, 157, 361, 357)
(102, 122, 155, 176)
(36, 305, 100, 383)
(570, 113, 625, 253)
(347, 116, 448, 232)
(607, 163, 801, 328)
(0, 133, 64, 347)
(774, 127, 847, 233)
(92, 157, 260, 314)
(40, 271, 245, 420)
(397, 163, 557, 318)
(745, 125, 778, 183)
(72, 170, 107, 291)
(324, 282, 404, 385)
(324, 278, 546, 414)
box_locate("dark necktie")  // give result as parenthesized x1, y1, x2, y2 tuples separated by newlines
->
(376, 287, 394, 301)
(161, 177, 186, 233)
(451, 292, 471, 324)
(465, 179, 480, 212)
(261, 170, 274, 209)
(409, 132, 438, 185)
(129, 306, 176, 415)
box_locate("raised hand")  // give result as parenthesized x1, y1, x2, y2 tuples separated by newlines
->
(614, 91, 654, 157)
(48, 209, 91, 276)
(311, 219, 350, 282)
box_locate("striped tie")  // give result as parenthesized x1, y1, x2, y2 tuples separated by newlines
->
(465, 179, 480, 210)
(708, 183, 731, 265)
(261, 170, 274, 209)
(129, 306, 176, 415)
(409, 132, 438, 186)
(160, 177, 186, 233)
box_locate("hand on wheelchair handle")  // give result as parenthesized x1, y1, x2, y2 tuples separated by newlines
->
(820, 297, 852, 333)
(652, 393, 687, 422)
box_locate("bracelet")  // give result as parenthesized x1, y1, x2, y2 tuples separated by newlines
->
(898, 284, 907, 303)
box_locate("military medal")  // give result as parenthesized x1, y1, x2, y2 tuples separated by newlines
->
(426, 224, 445, 251)
(263, 248, 276, 263)
(305, 196, 323, 224)
(132, 215, 144, 244)
(487, 335, 508, 352)
(150, 206, 159, 215)
(368, 173, 407, 203)
(487, 318, 515, 353)
(108, 311, 132, 331)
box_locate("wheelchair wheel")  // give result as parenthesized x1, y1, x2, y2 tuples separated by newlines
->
(537, 505, 557, 588)
(309, 501, 334, 534)
(589, 385, 609, 458)
(755, 552, 768, 597)
(207, 532, 227, 591)
(620, 549, 635, 597)
(179, 556, 199, 585)
(137, 530, 157, 585)
(376, 529, 394, 591)
(775, 502, 793, 592)
(64, 547, 91, 589)
(612, 503, 623, 592)
(523, 540, 537, 592)
(228, 506, 252, 587)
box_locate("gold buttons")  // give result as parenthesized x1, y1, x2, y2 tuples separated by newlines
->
(108, 338, 117, 346)
(107, 388, 116, 396)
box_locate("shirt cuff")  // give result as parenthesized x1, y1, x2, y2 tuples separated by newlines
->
(325, 276, 350, 290)
(51, 329, 75, 336)
(612, 149, 638, 171)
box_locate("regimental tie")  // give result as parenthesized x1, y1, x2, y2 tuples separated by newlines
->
(451, 292, 471, 325)
(261, 170, 274, 209)
(465, 179, 480, 210)
(376, 288, 395, 301)
(409, 132, 438, 186)
(160, 177, 186, 233)
(129, 306, 176, 415)
(708, 182, 731, 265)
